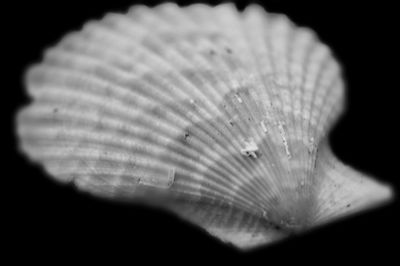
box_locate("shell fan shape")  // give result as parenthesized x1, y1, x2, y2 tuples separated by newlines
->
(17, 3, 393, 249)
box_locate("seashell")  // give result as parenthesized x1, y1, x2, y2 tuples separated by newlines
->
(16, 3, 393, 250)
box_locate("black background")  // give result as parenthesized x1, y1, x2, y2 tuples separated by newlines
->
(6, 0, 399, 264)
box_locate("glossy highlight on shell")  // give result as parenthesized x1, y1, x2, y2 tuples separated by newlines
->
(16, 3, 393, 249)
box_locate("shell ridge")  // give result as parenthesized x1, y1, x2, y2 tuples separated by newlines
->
(51, 27, 274, 193)
(23, 67, 268, 212)
(241, 8, 297, 201)
(180, 5, 279, 212)
(239, 7, 297, 203)
(151, 2, 288, 216)
(155, 5, 282, 204)
(217, 6, 291, 208)
(242, 7, 307, 222)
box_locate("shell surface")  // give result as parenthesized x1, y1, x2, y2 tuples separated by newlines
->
(16, 3, 393, 249)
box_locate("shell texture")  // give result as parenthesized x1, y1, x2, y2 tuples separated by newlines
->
(17, 3, 393, 249)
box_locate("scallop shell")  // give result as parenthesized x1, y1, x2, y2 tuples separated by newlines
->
(16, 3, 393, 249)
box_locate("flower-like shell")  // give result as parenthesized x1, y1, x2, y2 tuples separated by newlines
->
(16, 3, 393, 249)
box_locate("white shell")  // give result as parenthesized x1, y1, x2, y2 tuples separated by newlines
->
(16, 3, 393, 249)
